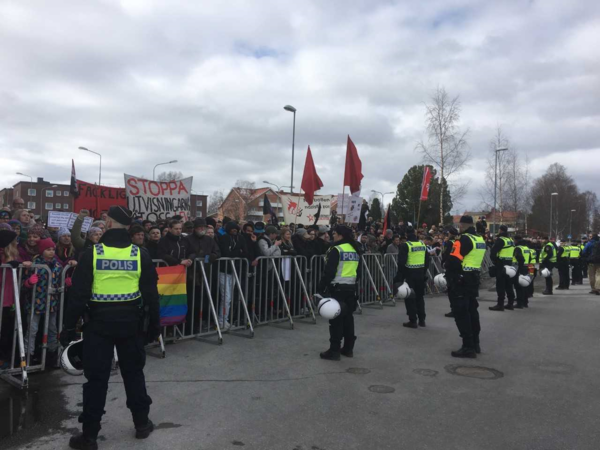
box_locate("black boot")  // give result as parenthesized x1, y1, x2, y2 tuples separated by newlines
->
(403, 321, 418, 329)
(451, 347, 477, 358)
(135, 419, 154, 439)
(514, 303, 524, 309)
(475, 344, 481, 354)
(542, 290, 553, 295)
(489, 304, 504, 311)
(69, 434, 98, 450)
(341, 336, 356, 358)
(418, 320, 426, 327)
(444, 311, 455, 318)
(505, 304, 514, 310)
(320, 349, 341, 361)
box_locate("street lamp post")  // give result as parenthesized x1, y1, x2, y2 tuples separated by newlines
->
(16, 172, 33, 210)
(382, 191, 394, 210)
(263, 181, 282, 192)
(569, 209, 576, 241)
(283, 105, 297, 194)
(153, 160, 178, 180)
(39, 185, 58, 217)
(79, 146, 102, 185)
(492, 146, 509, 236)
(550, 192, 558, 239)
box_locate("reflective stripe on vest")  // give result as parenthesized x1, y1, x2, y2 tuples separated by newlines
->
(405, 241, 426, 268)
(462, 234, 486, 271)
(332, 243, 359, 285)
(513, 245, 531, 264)
(543, 244, 557, 263)
(92, 244, 142, 302)
(498, 237, 515, 260)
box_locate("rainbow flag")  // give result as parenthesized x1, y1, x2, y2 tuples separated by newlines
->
(157, 265, 188, 326)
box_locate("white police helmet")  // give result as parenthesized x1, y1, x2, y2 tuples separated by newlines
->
(317, 298, 341, 320)
(60, 339, 84, 376)
(434, 274, 447, 290)
(505, 265, 517, 278)
(518, 274, 532, 287)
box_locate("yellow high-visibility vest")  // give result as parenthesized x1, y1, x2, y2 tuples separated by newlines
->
(92, 244, 142, 302)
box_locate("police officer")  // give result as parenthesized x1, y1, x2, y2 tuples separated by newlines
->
(512, 236, 531, 309)
(489, 225, 515, 311)
(527, 240, 538, 298)
(540, 236, 557, 295)
(442, 227, 459, 318)
(444, 215, 486, 358)
(317, 225, 361, 361)
(61, 206, 160, 450)
(394, 224, 430, 328)
(570, 240, 583, 285)
(556, 241, 570, 290)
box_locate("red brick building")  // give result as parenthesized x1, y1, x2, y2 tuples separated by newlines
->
(219, 187, 285, 222)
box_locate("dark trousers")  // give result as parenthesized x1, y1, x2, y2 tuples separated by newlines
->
(495, 262, 515, 305)
(404, 269, 426, 322)
(582, 262, 588, 278)
(449, 274, 481, 348)
(0, 307, 15, 361)
(558, 261, 570, 288)
(571, 260, 582, 284)
(329, 288, 357, 352)
(80, 326, 152, 438)
(514, 279, 527, 306)
(542, 263, 554, 293)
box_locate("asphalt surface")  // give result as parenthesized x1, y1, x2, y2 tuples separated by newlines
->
(2, 280, 600, 450)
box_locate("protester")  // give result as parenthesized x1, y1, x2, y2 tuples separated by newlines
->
(217, 221, 246, 328)
(146, 226, 161, 260)
(157, 219, 192, 267)
(258, 226, 282, 257)
(12, 198, 25, 211)
(240, 222, 260, 266)
(130, 225, 146, 247)
(386, 235, 401, 255)
(55, 228, 77, 267)
(280, 229, 297, 256)
(18, 224, 45, 262)
(0, 210, 10, 224)
(12, 209, 32, 229)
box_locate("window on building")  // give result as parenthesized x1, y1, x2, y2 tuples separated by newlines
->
(64, 191, 69, 196)
(45, 202, 53, 210)
(56, 191, 62, 196)
(63, 203, 69, 209)
(28, 188, 36, 196)
(197, 212, 203, 218)
(27, 201, 36, 209)
(46, 190, 54, 197)
(196, 200, 203, 207)
(55, 203, 61, 209)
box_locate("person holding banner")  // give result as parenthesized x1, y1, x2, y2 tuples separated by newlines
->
(61, 205, 160, 449)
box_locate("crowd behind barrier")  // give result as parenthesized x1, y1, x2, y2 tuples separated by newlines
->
(0, 251, 487, 388)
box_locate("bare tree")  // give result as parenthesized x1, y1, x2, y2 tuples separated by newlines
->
(208, 190, 224, 215)
(157, 171, 183, 181)
(417, 86, 470, 224)
(582, 191, 598, 234)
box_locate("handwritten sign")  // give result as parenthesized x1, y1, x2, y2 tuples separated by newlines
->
(279, 194, 332, 226)
(47, 211, 94, 232)
(125, 174, 192, 221)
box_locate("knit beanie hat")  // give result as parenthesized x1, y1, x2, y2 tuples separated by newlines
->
(37, 238, 56, 254)
(57, 227, 71, 240)
(0, 223, 12, 231)
(295, 228, 308, 237)
(0, 229, 17, 248)
(87, 227, 102, 237)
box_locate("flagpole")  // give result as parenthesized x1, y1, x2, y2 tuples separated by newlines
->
(340, 186, 346, 225)
(294, 190, 303, 225)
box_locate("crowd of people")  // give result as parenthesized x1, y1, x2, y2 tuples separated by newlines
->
(1, 194, 600, 369)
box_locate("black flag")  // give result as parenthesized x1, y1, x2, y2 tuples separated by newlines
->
(313, 202, 321, 226)
(263, 194, 278, 225)
(70, 160, 80, 199)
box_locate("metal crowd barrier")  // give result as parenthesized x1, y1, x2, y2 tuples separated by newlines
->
(1, 264, 53, 389)
(359, 253, 395, 310)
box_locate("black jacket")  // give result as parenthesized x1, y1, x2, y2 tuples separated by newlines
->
(65, 228, 160, 336)
(394, 234, 431, 282)
(218, 233, 246, 258)
(317, 238, 362, 293)
(158, 232, 191, 266)
(186, 232, 221, 263)
(145, 239, 159, 260)
(240, 232, 260, 262)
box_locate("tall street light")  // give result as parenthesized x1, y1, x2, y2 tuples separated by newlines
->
(79, 146, 102, 185)
(16, 172, 33, 208)
(263, 180, 282, 192)
(382, 191, 394, 209)
(153, 160, 178, 180)
(283, 105, 296, 194)
(569, 209, 576, 240)
(492, 146, 509, 235)
(550, 192, 558, 239)
(39, 185, 57, 217)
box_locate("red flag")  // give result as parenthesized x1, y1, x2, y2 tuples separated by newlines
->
(382, 205, 390, 234)
(70, 160, 79, 199)
(343, 136, 364, 195)
(300, 146, 323, 205)
(420, 166, 433, 201)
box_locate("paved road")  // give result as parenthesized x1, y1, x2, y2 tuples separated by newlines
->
(2, 282, 600, 450)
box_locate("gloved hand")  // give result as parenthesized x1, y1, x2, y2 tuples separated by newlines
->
(145, 325, 161, 345)
(24, 274, 39, 288)
(60, 328, 77, 347)
(7, 261, 20, 269)
(65, 277, 73, 287)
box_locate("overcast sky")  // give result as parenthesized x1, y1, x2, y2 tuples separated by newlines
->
(1, 0, 599, 212)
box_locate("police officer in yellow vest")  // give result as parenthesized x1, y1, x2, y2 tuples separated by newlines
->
(540, 236, 557, 295)
(61, 206, 160, 450)
(512, 236, 531, 309)
(394, 225, 431, 328)
(571, 240, 583, 285)
(556, 241, 571, 290)
(317, 225, 362, 361)
(445, 215, 486, 358)
(489, 224, 516, 311)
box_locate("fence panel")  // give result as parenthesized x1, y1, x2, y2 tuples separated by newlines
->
(252, 256, 298, 328)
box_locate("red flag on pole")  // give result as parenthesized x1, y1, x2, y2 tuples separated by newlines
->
(343, 136, 364, 195)
(420, 166, 433, 201)
(70, 160, 80, 199)
(300, 146, 323, 205)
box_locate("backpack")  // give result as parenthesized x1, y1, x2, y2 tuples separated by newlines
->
(591, 241, 600, 264)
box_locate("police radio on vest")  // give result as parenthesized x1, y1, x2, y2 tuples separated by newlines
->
(97, 260, 138, 271)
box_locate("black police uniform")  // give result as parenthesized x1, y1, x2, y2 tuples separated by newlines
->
(540, 240, 557, 295)
(490, 231, 515, 310)
(556, 246, 570, 290)
(512, 242, 529, 308)
(444, 222, 482, 358)
(441, 231, 458, 317)
(62, 215, 160, 448)
(317, 234, 361, 360)
(394, 230, 431, 327)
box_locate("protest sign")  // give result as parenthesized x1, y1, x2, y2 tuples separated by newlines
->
(125, 174, 192, 221)
(280, 194, 332, 226)
(48, 211, 93, 232)
(345, 196, 363, 224)
(73, 180, 126, 220)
